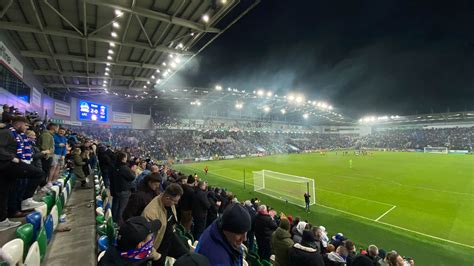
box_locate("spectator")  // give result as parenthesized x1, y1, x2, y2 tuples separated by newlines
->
(271, 215, 294, 266)
(142, 183, 187, 266)
(122, 173, 161, 221)
(177, 175, 195, 232)
(48, 127, 67, 186)
(311, 226, 324, 254)
(0, 116, 44, 231)
(192, 181, 211, 240)
(1, 104, 12, 123)
(38, 123, 57, 188)
(384, 251, 414, 266)
(97, 145, 114, 188)
(98, 216, 161, 266)
(292, 221, 308, 243)
(206, 188, 220, 228)
(330, 233, 346, 248)
(72, 147, 90, 188)
(288, 230, 325, 266)
(133, 165, 159, 191)
(243, 200, 257, 252)
(254, 204, 277, 261)
(195, 203, 251, 266)
(174, 253, 210, 266)
(112, 152, 136, 225)
(324, 245, 348, 266)
(345, 240, 357, 265)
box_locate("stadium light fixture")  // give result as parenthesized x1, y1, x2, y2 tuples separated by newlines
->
(143, 85, 146, 88)
(147, 81, 150, 84)
(202, 14, 210, 23)
(107, 55, 113, 60)
(263, 106, 271, 112)
(105, 67, 110, 71)
(280, 108, 286, 114)
(151, 75, 155, 79)
(170, 62, 177, 68)
(303, 113, 309, 119)
(221, 0, 228, 4)
(106, 63, 111, 66)
(109, 42, 115, 47)
(115, 9, 123, 17)
(257, 90, 265, 96)
(266, 91, 273, 97)
(215, 85, 222, 91)
(177, 43, 184, 49)
(156, 69, 161, 73)
(169, 54, 174, 58)
(103, 80, 107, 84)
(235, 102, 243, 109)
(295, 96, 303, 103)
(162, 62, 167, 66)
(288, 95, 295, 102)
(174, 57, 181, 64)
(111, 32, 118, 38)
(163, 72, 169, 77)
(105, 72, 109, 76)
(113, 22, 120, 28)
(108, 49, 114, 54)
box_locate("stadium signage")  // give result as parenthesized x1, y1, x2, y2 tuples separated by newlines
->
(54, 101, 71, 117)
(113, 112, 132, 123)
(0, 41, 23, 79)
(31, 87, 41, 107)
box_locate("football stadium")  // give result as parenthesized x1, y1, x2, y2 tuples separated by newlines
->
(0, 1, 473, 266)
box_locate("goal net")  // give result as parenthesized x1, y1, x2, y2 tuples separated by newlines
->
(253, 170, 316, 208)
(424, 147, 448, 154)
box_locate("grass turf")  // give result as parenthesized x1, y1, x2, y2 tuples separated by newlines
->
(173, 151, 474, 265)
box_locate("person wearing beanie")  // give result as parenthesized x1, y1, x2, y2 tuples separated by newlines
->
(271, 215, 294, 266)
(254, 205, 278, 261)
(288, 230, 325, 266)
(195, 203, 251, 266)
(98, 217, 162, 266)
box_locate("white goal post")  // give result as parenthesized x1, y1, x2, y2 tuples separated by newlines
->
(253, 170, 316, 208)
(424, 147, 448, 154)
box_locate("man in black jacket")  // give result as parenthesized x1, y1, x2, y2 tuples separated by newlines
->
(0, 116, 45, 231)
(122, 173, 161, 221)
(112, 152, 136, 225)
(192, 181, 211, 240)
(288, 230, 325, 266)
(177, 175, 195, 232)
(97, 145, 114, 188)
(254, 204, 278, 261)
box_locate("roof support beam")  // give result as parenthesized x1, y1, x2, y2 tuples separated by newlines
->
(0, 0, 13, 19)
(20, 50, 163, 70)
(34, 70, 149, 82)
(0, 21, 193, 55)
(84, 0, 221, 33)
(44, 83, 143, 91)
(43, 0, 84, 37)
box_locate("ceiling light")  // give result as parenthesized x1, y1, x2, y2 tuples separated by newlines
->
(105, 72, 109, 76)
(266, 91, 273, 97)
(111, 32, 118, 38)
(143, 85, 146, 88)
(202, 14, 210, 23)
(112, 22, 120, 28)
(288, 95, 295, 101)
(151, 75, 155, 79)
(221, 0, 227, 4)
(105, 67, 110, 71)
(162, 62, 167, 66)
(174, 57, 181, 64)
(280, 109, 286, 114)
(170, 62, 177, 68)
(108, 49, 114, 54)
(147, 81, 150, 84)
(295, 96, 303, 103)
(215, 85, 222, 91)
(169, 54, 174, 58)
(115, 9, 123, 17)
(109, 42, 115, 47)
(190, 32, 195, 36)
(106, 63, 111, 66)
(177, 43, 184, 49)
(263, 106, 271, 112)
(102, 83, 107, 87)
(257, 90, 264, 96)
(163, 72, 169, 77)
(303, 113, 309, 119)
(156, 69, 161, 73)
(107, 55, 112, 60)
(103, 80, 107, 84)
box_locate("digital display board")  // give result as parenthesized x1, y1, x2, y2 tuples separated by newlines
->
(78, 100, 107, 122)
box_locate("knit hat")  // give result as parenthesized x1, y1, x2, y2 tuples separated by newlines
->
(174, 253, 210, 266)
(220, 203, 251, 234)
(302, 230, 316, 243)
(117, 217, 161, 251)
(187, 175, 195, 184)
(279, 218, 290, 231)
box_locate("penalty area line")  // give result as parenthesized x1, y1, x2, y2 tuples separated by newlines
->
(375, 205, 397, 221)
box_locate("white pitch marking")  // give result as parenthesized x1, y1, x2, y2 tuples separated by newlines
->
(375, 205, 397, 221)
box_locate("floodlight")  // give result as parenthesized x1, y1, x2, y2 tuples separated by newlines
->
(280, 109, 286, 114)
(162, 62, 167, 66)
(174, 57, 181, 63)
(156, 69, 160, 73)
(169, 54, 174, 58)
(257, 90, 265, 96)
(295, 96, 303, 103)
(163, 72, 169, 77)
(221, 0, 228, 4)
(235, 102, 243, 109)
(266, 91, 273, 97)
(177, 43, 184, 49)
(288, 95, 295, 101)
(115, 9, 123, 17)
(102, 83, 107, 87)
(113, 22, 120, 28)
(147, 81, 150, 84)
(170, 62, 177, 68)
(151, 75, 155, 79)
(111, 32, 118, 38)
(107, 56, 113, 60)
(106, 63, 111, 66)
(143, 85, 146, 88)
(105, 72, 109, 76)
(202, 14, 210, 23)
(109, 42, 115, 47)
(105, 67, 110, 71)
(263, 106, 270, 112)
(108, 49, 114, 54)
(320, 102, 328, 109)
(103, 80, 108, 84)
(328, 105, 333, 110)
(303, 113, 309, 119)
(215, 85, 222, 91)
(197, 102, 201, 106)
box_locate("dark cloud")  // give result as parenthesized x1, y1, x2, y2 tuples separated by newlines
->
(169, 0, 474, 117)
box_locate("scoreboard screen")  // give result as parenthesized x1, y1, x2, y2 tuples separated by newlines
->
(78, 100, 107, 122)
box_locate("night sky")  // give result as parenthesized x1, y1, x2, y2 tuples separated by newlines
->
(169, 0, 474, 117)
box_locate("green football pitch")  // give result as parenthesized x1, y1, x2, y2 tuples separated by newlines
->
(173, 152, 474, 265)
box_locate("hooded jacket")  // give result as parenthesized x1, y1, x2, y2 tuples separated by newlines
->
(271, 227, 294, 266)
(288, 243, 325, 266)
(195, 220, 244, 266)
(324, 251, 347, 266)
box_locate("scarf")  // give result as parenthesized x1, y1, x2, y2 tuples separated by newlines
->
(21, 133, 32, 163)
(120, 236, 154, 262)
(10, 127, 30, 163)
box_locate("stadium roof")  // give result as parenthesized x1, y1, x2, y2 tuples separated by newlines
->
(0, 0, 259, 97)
